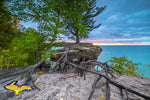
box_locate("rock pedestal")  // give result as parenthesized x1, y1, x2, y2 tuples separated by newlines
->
(53, 45, 102, 63)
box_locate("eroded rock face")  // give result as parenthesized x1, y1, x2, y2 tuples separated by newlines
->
(53, 45, 102, 63)
(68, 46, 102, 63)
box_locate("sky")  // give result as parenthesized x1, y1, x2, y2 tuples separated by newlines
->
(21, 0, 150, 45)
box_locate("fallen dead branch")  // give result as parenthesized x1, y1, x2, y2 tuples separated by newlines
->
(88, 75, 102, 100)
(1, 47, 150, 100)
(66, 61, 150, 100)
(0, 61, 44, 80)
(0, 61, 45, 88)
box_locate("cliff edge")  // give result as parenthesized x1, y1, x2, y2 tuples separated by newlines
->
(1, 44, 150, 100)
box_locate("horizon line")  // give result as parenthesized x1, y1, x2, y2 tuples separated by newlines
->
(46, 41, 150, 45)
(92, 43, 150, 46)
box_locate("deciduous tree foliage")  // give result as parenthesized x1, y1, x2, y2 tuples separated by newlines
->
(8, 0, 70, 41)
(0, 0, 105, 70)
(109, 56, 145, 77)
(7, 0, 97, 43)
(0, 0, 69, 69)
(0, 28, 48, 70)
(0, 6, 21, 48)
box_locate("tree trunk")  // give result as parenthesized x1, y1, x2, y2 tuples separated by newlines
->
(36, 43, 39, 63)
(7, 59, 9, 70)
(76, 30, 80, 44)
(36, 23, 41, 63)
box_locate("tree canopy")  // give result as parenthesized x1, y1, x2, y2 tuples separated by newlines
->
(0, 28, 47, 70)
(0, 0, 106, 70)
(65, 0, 106, 43)
(0, 6, 21, 48)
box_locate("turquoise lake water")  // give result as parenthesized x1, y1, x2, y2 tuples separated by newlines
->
(97, 45, 150, 78)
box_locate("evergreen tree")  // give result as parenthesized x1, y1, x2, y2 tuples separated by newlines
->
(66, 0, 106, 44)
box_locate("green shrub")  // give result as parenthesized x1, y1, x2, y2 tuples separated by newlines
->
(109, 56, 145, 77)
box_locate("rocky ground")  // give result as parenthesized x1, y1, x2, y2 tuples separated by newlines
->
(1, 72, 149, 100)
(1, 45, 150, 100)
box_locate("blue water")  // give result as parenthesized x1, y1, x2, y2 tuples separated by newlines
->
(97, 45, 150, 78)
(52, 47, 64, 50)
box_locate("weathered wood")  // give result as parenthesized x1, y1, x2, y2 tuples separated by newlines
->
(88, 75, 101, 100)
(106, 80, 110, 100)
(0, 65, 27, 76)
(1, 47, 150, 100)
(81, 60, 122, 76)
(120, 88, 123, 97)
(66, 62, 150, 100)
(0, 61, 45, 80)
(53, 48, 69, 71)
(0, 74, 22, 84)
(92, 61, 122, 74)
(25, 75, 41, 91)
(105, 64, 110, 100)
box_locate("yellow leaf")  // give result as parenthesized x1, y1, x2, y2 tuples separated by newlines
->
(35, 83, 40, 87)
(38, 71, 44, 75)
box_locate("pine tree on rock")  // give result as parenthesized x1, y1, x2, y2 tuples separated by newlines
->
(66, 0, 106, 44)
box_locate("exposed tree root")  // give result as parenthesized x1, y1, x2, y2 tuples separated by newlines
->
(1, 48, 150, 100)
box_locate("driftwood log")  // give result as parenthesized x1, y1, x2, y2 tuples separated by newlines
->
(0, 61, 45, 91)
(0, 61, 45, 80)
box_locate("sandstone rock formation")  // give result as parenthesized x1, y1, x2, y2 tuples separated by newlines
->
(1, 44, 150, 100)
(7, 72, 150, 100)
(52, 44, 102, 63)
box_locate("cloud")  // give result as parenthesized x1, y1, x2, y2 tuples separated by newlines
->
(106, 14, 120, 22)
(20, 0, 150, 44)
(87, 0, 150, 44)
(84, 36, 150, 44)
